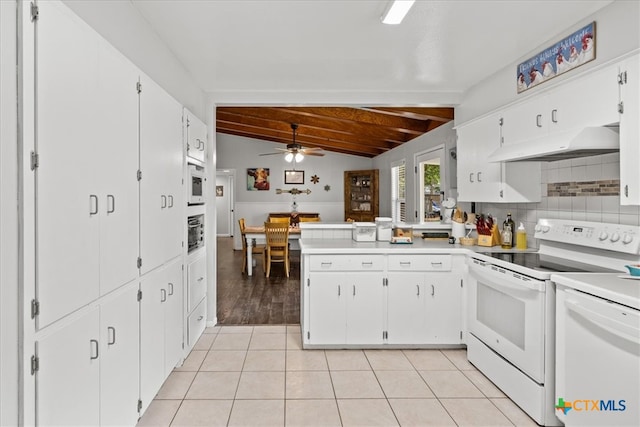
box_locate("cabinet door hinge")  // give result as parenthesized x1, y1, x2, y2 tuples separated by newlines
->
(137, 257, 142, 269)
(499, 117, 504, 126)
(414, 166, 418, 174)
(30, 354, 39, 375)
(499, 190, 504, 198)
(383, 331, 388, 340)
(618, 101, 624, 114)
(30, 2, 39, 21)
(30, 151, 39, 170)
(137, 399, 142, 413)
(137, 170, 142, 181)
(137, 290, 142, 302)
(383, 277, 388, 287)
(460, 331, 463, 340)
(136, 81, 142, 94)
(618, 71, 628, 85)
(31, 299, 40, 319)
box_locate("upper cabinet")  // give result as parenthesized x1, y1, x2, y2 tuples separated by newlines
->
(185, 108, 207, 165)
(344, 169, 379, 221)
(619, 53, 640, 205)
(456, 114, 541, 203)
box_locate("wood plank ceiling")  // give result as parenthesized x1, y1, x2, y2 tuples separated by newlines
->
(216, 107, 454, 158)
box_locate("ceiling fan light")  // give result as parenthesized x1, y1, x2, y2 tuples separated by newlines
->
(295, 152, 304, 162)
(381, 0, 415, 25)
(284, 152, 294, 162)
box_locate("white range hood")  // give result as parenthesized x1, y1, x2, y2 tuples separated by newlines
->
(488, 126, 620, 162)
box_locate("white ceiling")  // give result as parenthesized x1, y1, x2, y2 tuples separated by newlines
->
(130, 0, 612, 99)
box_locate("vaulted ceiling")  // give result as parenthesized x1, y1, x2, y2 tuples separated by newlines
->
(216, 106, 454, 158)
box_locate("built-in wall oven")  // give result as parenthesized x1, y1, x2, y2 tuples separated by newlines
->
(188, 165, 205, 205)
(467, 219, 640, 427)
(188, 214, 204, 252)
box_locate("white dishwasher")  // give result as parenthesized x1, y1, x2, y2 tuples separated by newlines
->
(553, 273, 640, 427)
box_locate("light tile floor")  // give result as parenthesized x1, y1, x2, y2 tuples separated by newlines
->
(137, 326, 538, 426)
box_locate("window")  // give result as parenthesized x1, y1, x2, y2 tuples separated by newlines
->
(416, 147, 445, 223)
(391, 160, 406, 222)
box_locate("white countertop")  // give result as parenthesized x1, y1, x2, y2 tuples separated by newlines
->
(299, 221, 475, 231)
(299, 238, 535, 255)
(551, 272, 640, 310)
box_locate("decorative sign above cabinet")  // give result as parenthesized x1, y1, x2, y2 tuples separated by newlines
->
(517, 21, 596, 93)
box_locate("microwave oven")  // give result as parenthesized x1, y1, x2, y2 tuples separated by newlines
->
(189, 165, 205, 205)
(188, 214, 204, 252)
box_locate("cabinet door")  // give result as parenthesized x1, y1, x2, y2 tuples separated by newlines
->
(186, 109, 207, 164)
(346, 273, 384, 345)
(140, 267, 166, 412)
(425, 273, 462, 344)
(188, 254, 207, 312)
(37, 308, 100, 426)
(139, 75, 184, 274)
(620, 54, 640, 205)
(387, 273, 426, 344)
(308, 272, 347, 344)
(500, 95, 548, 145)
(96, 38, 140, 296)
(36, 0, 101, 328)
(100, 285, 140, 427)
(456, 115, 502, 202)
(164, 259, 184, 376)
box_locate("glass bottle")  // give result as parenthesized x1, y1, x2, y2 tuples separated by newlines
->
(503, 213, 515, 247)
(501, 223, 512, 249)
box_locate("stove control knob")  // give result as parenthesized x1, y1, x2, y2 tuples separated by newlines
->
(622, 233, 633, 244)
(598, 231, 609, 241)
(540, 226, 550, 233)
(610, 232, 620, 243)
(535, 224, 542, 233)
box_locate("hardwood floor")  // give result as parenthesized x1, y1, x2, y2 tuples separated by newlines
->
(216, 237, 301, 325)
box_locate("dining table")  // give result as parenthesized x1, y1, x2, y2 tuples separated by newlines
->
(244, 225, 301, 276)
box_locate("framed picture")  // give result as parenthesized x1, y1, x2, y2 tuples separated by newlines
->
(285, 170, 304, 184)
(516, 21, 595, 93)
(247, 168, 270, 191)
(216, 185, 223, 197)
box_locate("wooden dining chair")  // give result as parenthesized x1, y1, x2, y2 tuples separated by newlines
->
(239, 218, 265, 274)
(268, 216, 291, 224)
(263, 221, 290, 278)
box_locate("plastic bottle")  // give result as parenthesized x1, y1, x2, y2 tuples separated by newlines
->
(503, 213, 515, 247)
(516, 222, 527, 250)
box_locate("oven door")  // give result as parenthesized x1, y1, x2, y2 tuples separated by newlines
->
(468, 258, 546, 383)
(189, 171, 204, 204)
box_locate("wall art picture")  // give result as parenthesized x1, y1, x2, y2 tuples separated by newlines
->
(216, 185, 223, 197)
(284, 170, 304, 184)
(247, 168, 270, 191)
(517, 21, 595, 93)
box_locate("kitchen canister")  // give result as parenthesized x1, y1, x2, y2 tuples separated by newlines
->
(375, 217, 393, 241)
(451, 221, 466, 240)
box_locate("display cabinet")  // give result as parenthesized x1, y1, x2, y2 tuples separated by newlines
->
(344, 169, 379, 222)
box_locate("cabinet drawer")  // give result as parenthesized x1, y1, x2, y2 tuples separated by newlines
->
(309, 255, 384, 271)
(188, 255, 207, 312)
(187, 297, 207, 347)
(388, 255, 451, 271)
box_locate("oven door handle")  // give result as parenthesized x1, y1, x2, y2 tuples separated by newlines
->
(469, 263, 545, 292)
(565, 296, 640, 343)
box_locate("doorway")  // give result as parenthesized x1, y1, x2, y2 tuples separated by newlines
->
(216, 170, 235, 236)
(416, 147, 446, 222)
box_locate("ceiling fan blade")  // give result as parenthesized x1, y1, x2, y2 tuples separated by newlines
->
(259, 152, 285, 156)
(304, 152, 325, 156)
(302, 147, 323, 151)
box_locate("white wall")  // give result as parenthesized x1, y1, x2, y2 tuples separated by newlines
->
(217, 133, 372, 249)
(1, 1, 20, 425)
(457, 0, 640, 124)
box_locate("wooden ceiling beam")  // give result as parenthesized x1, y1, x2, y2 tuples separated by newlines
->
(365, 107, 454, 122)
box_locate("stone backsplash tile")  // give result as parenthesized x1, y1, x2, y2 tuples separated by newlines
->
(547, 180, 620, 197)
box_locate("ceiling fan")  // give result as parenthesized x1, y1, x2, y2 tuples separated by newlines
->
(259, 123, 325, 162)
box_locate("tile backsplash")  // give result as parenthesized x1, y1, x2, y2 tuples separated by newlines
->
(477, 152, 640, 249)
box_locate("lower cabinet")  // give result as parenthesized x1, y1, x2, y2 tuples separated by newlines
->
(36, 283, 139, 427)
(140, 258, 183, 413)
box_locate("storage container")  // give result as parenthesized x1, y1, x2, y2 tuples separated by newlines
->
(352, 222, 377, 241)
(391, 225, 413, 243)
(375, 217, 393, 241)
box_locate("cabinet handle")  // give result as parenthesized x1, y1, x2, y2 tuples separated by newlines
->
(161, 288, 167, 302)
(107, 194, 115, 214)
(90, 339, 99, 360)
(89, 195, 98, 215)
(431, 284, 435, 296)
(338, 285, 341, 296)
(431, 262, 443, 267)
(477, 172, 482, 183)
(469, 173, 474, 183)
(197, 277, 204, 282)
(353, 285, 356, 296)
(198, 139, 205, 151)
(161, 195, 167, 209)
(625, 185, 629, 197)
(417, 285, 420, 296)
(168, 282, 174, 296)
(107, 326, 116, 346)
(361, 261, 373, 266)
(197, 315, 204, 321)
(551, 109, 558, 123)
(168, 195, 174, 208)
(399, 261, 411, 266)
(536, 114, 542, 128)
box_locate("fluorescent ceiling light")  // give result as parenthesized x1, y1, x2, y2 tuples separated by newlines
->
(381, 0, 415, 25)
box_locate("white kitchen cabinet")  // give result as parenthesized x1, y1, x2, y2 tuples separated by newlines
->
(140, 75, 184, 275)
(185, 108, 207, 164)
(424, 272, 463, 344)
(457, 114, 541, 203)
(619, 53, 640, 205)
(35, 0, 139, 328)
(187, 252, 207, 312)
(387, 272, 428, 344)
(140, 259, 184, 413)
(187, 297, 207, 348)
